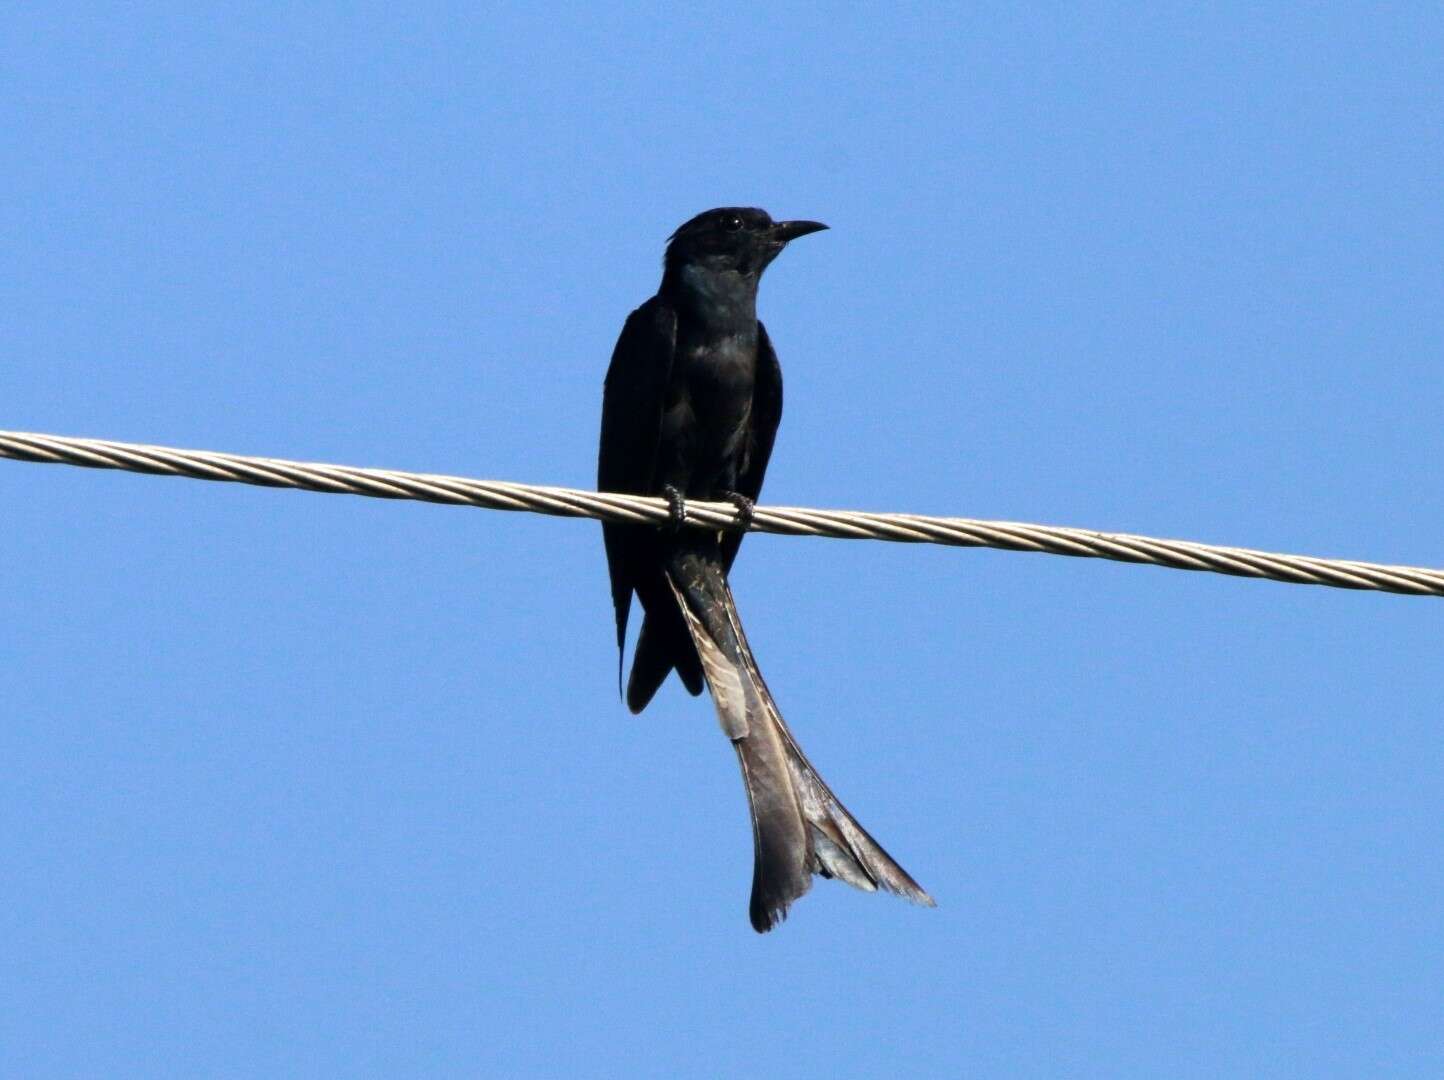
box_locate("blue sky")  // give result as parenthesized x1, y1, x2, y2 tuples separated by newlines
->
(3, 5, 1442, 1076)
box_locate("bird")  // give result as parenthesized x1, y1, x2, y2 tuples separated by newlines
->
(598, 207, 933, 931)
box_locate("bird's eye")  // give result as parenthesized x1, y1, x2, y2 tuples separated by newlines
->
(724, 216, 743, 232)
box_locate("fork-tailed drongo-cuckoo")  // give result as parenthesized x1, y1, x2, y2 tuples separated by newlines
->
(598, 207, 932, 931)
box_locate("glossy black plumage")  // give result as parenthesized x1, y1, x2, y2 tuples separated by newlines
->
(598, 208, 931, 930)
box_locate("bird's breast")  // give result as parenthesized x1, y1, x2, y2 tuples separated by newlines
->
(681, 334, 755, 415)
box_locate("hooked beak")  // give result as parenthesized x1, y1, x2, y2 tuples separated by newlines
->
(771, 219, 829, 244)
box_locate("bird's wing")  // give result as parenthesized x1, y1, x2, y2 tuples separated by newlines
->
(598, 296, 678, 666)
(722, 319, 783, 572)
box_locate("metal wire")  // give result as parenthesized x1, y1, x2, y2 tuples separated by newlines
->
(2, 428, 1440, 597)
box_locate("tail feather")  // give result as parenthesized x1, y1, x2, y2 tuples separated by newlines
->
(666, 544, 932, 932)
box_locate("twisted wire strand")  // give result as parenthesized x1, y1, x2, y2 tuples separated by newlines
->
(2, 428, 1440, 597)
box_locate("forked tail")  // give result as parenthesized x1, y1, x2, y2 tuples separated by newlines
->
(665, 543, 933, 932)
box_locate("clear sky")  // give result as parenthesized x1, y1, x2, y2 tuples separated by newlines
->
(4, 5, 1442, 1077)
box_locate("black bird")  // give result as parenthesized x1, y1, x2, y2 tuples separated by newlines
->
(598, 207, 932, 931)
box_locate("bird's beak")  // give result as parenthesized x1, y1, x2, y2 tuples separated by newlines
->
(771, 220, 829, 244)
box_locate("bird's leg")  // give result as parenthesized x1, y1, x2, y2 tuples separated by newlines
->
(663, 484, 688, 532)
(721, 491, 756, 533)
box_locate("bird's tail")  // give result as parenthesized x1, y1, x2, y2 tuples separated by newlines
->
(665, 542, 933, 932)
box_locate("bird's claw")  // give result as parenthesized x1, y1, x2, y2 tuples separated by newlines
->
(723, 491, 756, 532)
(663, 484, 687, 531)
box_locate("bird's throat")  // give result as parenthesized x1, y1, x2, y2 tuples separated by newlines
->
(666, 264, 759, 335)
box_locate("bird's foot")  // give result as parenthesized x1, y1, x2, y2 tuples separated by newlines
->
(722, 491, 756, 532)
(663, 484, 688, 531)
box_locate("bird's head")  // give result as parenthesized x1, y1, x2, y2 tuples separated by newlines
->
(663, 207, 828, 281)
